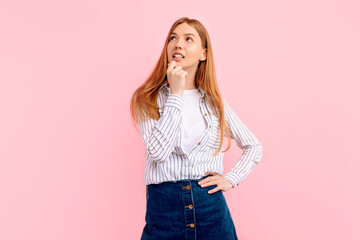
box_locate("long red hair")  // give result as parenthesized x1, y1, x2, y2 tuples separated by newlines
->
(130, 17, 231, 156)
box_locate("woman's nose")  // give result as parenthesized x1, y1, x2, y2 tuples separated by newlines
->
(175, 40, 183, 49)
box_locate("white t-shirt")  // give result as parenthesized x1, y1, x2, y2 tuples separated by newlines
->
(181, 88, 207, 155)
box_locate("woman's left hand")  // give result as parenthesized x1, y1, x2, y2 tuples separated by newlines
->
(198, 172, 234, 194)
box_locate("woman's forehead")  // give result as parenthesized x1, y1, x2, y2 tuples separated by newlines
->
(172, 23, 199, 37)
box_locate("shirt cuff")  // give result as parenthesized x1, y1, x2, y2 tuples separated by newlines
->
(165, 93, 184, 110)
(224, 171, 242, 189)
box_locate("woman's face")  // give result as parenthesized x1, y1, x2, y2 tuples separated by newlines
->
(167, 23, 206, 71)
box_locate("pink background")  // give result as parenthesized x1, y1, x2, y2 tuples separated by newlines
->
(1, 0, 359, 239)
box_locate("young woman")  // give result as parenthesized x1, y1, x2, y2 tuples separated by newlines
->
(130, 17, 263, 240)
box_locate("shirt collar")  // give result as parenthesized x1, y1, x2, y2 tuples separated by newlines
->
(160, 82, 205, 98)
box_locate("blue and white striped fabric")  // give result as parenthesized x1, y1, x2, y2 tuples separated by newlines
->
(138, 83, 263, 189)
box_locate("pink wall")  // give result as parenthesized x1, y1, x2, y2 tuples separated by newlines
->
(1, 0, 359, 239)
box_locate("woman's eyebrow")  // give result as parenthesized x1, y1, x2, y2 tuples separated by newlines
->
(171, 32, 196, 38)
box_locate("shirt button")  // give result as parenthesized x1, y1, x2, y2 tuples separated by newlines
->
(204, 113, 207, 116)
(201, 100, 204, 103)
(190, 223, 195, 228)
(209, 125, 211, 128)
(186, 185, 191, 190)
(188, 205, 193, 209)
(197, 142, 201, 145)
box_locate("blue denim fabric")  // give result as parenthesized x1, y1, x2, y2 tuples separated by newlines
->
(141, 175, 238, 240)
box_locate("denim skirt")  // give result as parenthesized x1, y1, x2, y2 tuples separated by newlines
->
(140, 174, 238, 240)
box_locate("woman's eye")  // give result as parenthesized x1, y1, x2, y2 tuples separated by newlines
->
(170, 36, 192, 42)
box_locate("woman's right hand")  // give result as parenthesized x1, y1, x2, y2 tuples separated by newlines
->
(166, 60, 187, 96)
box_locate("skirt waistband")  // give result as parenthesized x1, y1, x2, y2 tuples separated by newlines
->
(147, 174, 211, 187)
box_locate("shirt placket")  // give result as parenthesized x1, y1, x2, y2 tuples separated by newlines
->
(187, 97, 213, 178)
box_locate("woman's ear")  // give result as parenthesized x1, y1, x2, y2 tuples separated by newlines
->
(201, 48, 207, 61)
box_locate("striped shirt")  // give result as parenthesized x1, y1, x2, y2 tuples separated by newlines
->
(138, 83, 263, 189)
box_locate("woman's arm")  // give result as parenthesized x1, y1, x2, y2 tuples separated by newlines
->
(138, 93, 183, 163)
(222, 98, 263, 189)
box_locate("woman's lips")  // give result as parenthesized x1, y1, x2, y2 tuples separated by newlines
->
(173, 56, 184, 61)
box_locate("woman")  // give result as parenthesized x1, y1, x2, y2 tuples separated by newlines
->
(130, 17, 263, 240)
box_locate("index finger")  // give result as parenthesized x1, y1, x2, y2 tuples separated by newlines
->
(168, 60, 176, 69)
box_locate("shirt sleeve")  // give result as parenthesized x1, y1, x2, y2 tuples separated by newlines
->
(138, 93, 184, 163)
(222, 98, 263, 189)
